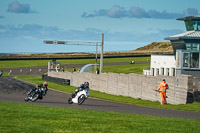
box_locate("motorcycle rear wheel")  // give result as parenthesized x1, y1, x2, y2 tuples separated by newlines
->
(24, 97, 29, 101)
(68, 98, 73, 104)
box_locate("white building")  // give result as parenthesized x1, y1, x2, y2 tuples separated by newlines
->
(145, 15, 200, 76)
(150, 55, 176, 76)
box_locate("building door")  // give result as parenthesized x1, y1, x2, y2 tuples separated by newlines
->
(182, 52, 190, 68)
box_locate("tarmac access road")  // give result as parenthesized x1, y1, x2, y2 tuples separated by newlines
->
(0, 77, 200, 120)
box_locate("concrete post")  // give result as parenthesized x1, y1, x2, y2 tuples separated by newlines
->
(150, 68, 154, 76)
(159, 68, 164, 75)
(164, 68, 169, 76)
(155, 68, 159, 76)
(169, 68, 175, 76)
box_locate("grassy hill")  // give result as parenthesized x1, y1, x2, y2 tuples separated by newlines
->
(128, 42, 173, 54)
(0, 42, 173, 59)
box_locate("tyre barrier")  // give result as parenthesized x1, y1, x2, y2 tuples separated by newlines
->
(42, 75, 70, 85)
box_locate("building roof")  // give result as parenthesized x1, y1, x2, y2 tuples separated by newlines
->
(177, 14, 200, 21)
(165, 30, 200, 40)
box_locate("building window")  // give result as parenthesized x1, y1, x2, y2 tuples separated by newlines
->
(186, 44, 191, 50)
(185, 21, 200, 31)
(186, 43, 200, 51)
(185, 21, 194, 31)
(198, 22, 200, 31)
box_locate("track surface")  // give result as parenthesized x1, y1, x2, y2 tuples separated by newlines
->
(0, 77, 200, 120)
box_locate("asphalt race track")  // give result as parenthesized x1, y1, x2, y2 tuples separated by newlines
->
(1, 77, 200, 120)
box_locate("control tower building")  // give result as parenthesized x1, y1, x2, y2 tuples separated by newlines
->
(150, 15, 200, 76)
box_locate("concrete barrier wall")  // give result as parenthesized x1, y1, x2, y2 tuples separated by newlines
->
(188, 76, 200, 102)
(48, 71, 191, 104)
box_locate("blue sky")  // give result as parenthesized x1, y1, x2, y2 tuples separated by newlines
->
(0, 0, 199, 53)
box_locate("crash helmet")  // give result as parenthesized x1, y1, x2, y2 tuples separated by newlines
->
(84, 82, 89, 88)
(43, 82, 48, 88)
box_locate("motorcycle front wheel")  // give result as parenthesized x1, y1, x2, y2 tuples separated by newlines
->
(31, 93, 39, 102)
(78, 94, 86, 105)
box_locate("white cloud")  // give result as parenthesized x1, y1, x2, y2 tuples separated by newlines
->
(7, 0, 35, 14)
(82, 6, 199, 19)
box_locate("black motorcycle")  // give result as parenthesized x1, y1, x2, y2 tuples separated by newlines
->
(24, 85, 48, 102)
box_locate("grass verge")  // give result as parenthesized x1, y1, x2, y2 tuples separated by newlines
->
(0, 102, 199, 133)
(14, 75, 200, 112)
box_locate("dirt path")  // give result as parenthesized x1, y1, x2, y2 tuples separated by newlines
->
(1, 77, 200, 120)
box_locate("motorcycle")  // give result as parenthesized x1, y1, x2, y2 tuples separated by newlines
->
(24, 85, 48, 102)
(68, 89, 89, 105)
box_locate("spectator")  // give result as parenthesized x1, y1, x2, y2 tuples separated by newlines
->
(50, 64, 53, 69)
(96, 68, 99, 74)
(8, 70, 12, 75)
(61, 67, 64, 72)
(73, 67, 76, 72)
(56, 64, 60, 72)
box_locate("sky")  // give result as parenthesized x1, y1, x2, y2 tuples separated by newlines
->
(0, 0, 200, 53)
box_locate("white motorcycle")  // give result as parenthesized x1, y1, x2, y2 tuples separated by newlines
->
(68, 89, 89, 105)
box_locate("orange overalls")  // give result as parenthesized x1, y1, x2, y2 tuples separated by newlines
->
(157, 81, 169, 105)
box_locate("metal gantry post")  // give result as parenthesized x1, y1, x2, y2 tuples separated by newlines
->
(100, 33, 104, 74)
(96, 43, 98, 64)
(44, 33, 104, 73)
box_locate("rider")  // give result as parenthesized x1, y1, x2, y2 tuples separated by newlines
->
(74, 82, 90, 97)
(28, 82, 48, 99)
(41, 82, 48, 96)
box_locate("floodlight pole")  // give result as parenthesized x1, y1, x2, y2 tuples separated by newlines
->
(100, 33, 104, 74)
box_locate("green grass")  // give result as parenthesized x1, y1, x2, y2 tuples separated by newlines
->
(65, 64, 150, 74)
(0, 102, 199, 133)
(103, 64, 150, 74)
(1, 72, 11, 77)
(15, 75, 200, 112)
(0, 57, 150, 69)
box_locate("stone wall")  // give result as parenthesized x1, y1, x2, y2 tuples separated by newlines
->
(188, 76, 200, 102)
(48, 71, 197, 104)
